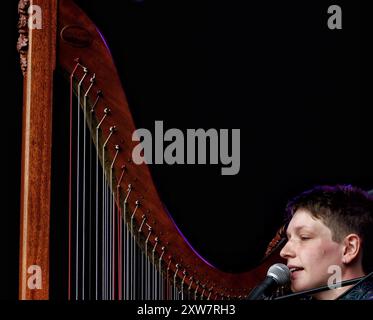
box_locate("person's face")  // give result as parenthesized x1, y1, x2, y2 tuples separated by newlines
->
(280, 209, 344, 292)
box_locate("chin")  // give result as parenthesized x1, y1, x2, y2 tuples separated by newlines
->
(291, 280, 312, 293)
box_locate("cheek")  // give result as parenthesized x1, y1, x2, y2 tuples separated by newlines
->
(302, 247, 324, 264)
(322, 242, 342, 261)
(303, 242, 342, 268)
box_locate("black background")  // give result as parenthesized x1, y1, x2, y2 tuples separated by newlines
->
(3, 0, 369, 300)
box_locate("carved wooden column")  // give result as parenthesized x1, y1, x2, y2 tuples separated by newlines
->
(17, 0, 57, 300)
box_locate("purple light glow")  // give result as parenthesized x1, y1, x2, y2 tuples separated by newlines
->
(164, 205, 217, 269)
(96, 28, 113, 58)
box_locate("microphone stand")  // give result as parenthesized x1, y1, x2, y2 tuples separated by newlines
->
(274, 271, 373, 300)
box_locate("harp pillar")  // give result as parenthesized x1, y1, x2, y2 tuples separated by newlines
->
(18, 0, 57, 300)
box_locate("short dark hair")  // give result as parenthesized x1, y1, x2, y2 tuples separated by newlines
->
(285, 185, 373, 274)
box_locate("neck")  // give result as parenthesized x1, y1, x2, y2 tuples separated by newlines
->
(313, 284, 353, 300)
(313, 268, 365, 300)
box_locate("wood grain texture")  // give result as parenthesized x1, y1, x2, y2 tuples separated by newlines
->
(19, 0, 57, 300)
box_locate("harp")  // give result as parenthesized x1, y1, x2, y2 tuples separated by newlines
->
(17, 0, 285, 300)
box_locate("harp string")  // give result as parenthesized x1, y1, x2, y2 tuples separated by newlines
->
(95, 107, 99, 300)
(110, 145, 119, 299)
(96, 108, 106, 300)
(82, 73, 94, 300)
(76, 67, 87, 300)
(68, 61, 80, 301)
(68, 61, 196, 301)
(116, 167, 125, 300)
(85, 74, 95, 300)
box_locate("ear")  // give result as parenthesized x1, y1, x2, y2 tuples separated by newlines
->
(342, 234, 361, 264)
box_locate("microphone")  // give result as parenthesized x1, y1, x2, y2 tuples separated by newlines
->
(247, 263, 290, 300)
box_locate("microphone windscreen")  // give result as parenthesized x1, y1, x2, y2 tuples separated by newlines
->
(267, 263, 290, 286)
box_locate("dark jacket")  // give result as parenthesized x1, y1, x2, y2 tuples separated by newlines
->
(337, 277, 373, 300)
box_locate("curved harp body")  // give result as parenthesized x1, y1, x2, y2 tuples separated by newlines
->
(17, 0, 284, 300)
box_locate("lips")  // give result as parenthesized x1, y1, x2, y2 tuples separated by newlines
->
(289, 267, 304, 273)
(288, 265, 304, 275)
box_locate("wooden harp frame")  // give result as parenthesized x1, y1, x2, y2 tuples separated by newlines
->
(17, 0, 285, 300)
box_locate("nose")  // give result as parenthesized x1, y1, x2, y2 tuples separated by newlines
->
(280, 240, 295, 259)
